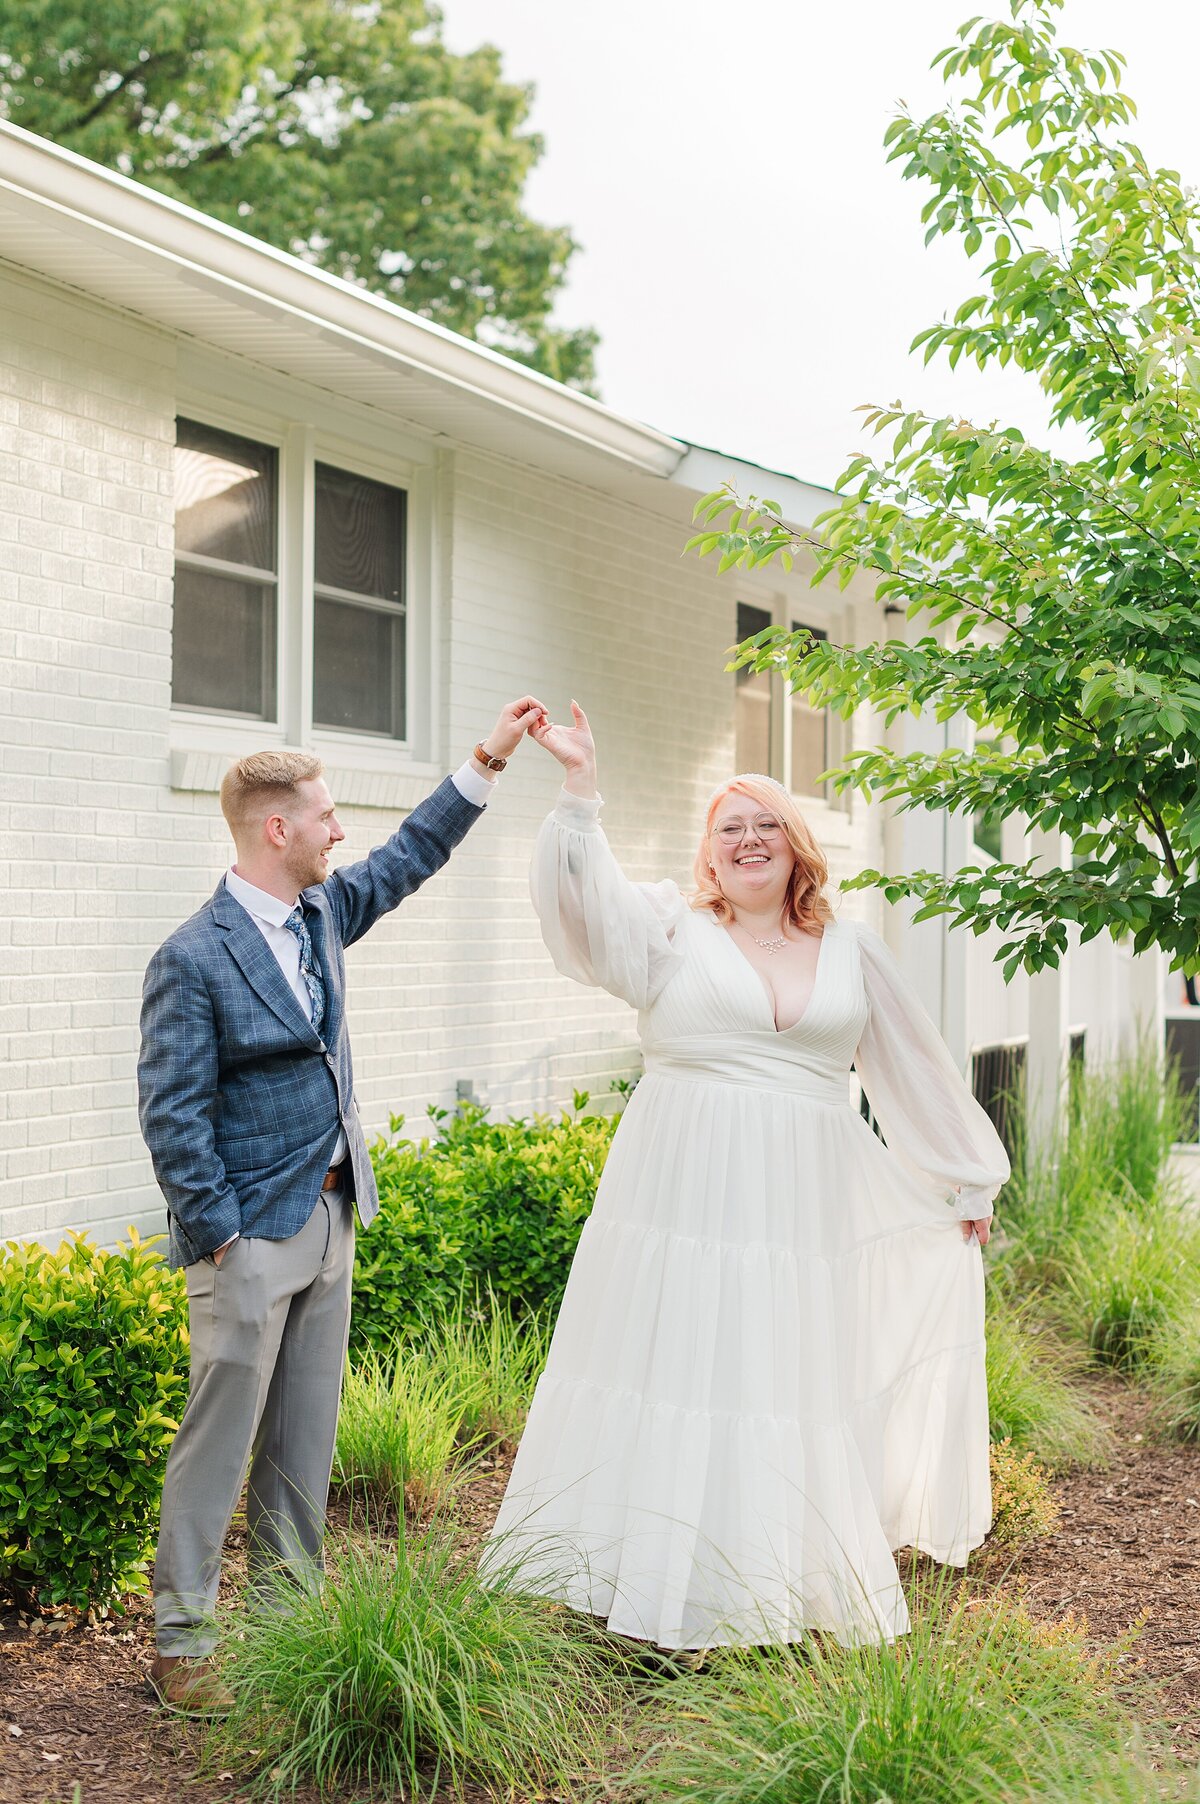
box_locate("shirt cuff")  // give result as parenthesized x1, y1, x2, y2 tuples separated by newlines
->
(451, 762, 498, 808)
(554, 787, 604, 831)
(212, 1231, 240, 1256)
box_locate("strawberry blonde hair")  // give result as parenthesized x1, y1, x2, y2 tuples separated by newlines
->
(691, 776, 835, 933)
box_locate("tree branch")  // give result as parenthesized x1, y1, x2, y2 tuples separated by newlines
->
(64, 52, 176, 132)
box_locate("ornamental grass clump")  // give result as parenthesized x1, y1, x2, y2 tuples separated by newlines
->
(1059, 1199, 1200, 1374)
(1000, 1053, 1185, 1276)
(628, 1581, 1171, 1804)
(983, 1284, 1112, 1472)
(432, 1293, 553, 1451)
(203, 1526, 622, 1801)
(333, 1303, 552, 1515)
(1146, 1314, 1200, 1442)
(0, 1231, 188, 1610)
(333, 1343, 476, 1518)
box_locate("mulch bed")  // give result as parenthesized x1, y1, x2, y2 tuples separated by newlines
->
(3, 1382, 1199, 1803)
(975, 1370, 1200, 1761)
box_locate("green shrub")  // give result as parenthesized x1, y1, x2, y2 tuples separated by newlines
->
(352, 1096, 619, 1355)
(984, 1285, 1112, 1471)
(203, 1525, 624, 1801)
(351, 1121, 468, 1354)
(0, 1230, 189, 1611)
(628, 1582, 1171, 1804)
(440, 1098, 616, 1312)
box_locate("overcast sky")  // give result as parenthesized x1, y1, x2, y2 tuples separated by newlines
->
(440, 0, 1199, 490)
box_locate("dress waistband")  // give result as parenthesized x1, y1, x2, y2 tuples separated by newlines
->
(643, 1036, 850, 1106)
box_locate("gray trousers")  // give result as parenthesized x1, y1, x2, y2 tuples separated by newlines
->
(153, 1180, 354, 1656)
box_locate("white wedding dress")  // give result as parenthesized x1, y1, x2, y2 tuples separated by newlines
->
(483, 790, 1010, 1649)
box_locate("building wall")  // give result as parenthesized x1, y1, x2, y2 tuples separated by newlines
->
(1, 268, 178, 1251)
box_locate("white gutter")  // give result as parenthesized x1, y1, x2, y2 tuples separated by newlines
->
(670, 442, 836, 530)
(0, 120, 686, 478)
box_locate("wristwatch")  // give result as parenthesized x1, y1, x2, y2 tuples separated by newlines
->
(474, 742, 507, 772)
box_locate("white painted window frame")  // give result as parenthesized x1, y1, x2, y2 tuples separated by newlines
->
(733, 586, 849, 813)
(169, 357, 444, 791)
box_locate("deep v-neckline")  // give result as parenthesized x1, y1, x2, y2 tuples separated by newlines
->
(716, 917, 832, 1036)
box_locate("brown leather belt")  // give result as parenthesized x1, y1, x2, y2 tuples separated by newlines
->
(321, 1165, 344, 1191)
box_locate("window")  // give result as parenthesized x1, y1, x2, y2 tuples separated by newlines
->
(789, 620, 829, 797)
(172, 420, 278, 719)
(1167, 1016, 1200, 1144)
(972, 736, 1003, 859)
(171, 416, 413, 746)
(733, 602, 841, 804)
(735, 602, 773, 773)
(313, 463, 407, 740)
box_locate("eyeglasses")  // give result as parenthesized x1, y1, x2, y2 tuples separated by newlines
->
(712, 815, 785, 846)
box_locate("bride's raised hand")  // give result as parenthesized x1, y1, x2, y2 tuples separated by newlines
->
(530, 700, 597, 797)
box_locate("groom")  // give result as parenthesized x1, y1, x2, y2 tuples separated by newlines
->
(137, 698, 544, 1711)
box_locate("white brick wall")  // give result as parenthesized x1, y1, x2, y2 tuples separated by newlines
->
(1, 269, 178, 1249)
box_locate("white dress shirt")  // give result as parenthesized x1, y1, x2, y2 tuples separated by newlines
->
(214, 760, 496, 1250)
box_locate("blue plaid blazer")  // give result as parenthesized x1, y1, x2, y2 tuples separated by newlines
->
(138, 776, 483, 1268)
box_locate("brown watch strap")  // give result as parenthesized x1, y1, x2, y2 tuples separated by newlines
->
(474, 742, 507, 772)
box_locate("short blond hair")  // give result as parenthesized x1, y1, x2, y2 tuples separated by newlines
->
(220, 749, 324, 838)
(691, 775, 835, 935)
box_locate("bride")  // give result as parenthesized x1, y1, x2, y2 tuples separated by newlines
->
(484, 702, 1009, 1650)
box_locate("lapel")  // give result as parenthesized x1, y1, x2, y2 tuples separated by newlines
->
(210, 880, 323, 1047)
(302, 889, 342, 1048)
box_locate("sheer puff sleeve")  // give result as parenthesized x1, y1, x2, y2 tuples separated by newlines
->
(853, 922, 1010, 1221)
(530, 789, 686, 1011)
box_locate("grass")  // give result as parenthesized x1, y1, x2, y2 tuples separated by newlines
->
(1058, 1199, 1200, 1375)
(334, 1343, 475, 1516)
(991, 1053, 1200, 1404)
(334, 1300, 553, 1515)
(984, 1282, 1113, 1471)
(1147, 1311, 1200, 1440)
(999, 1049, 1187, 1273)
(434, 1293, 553, 1451)
(625, 1575, 1189, 1804)
(204, 1523, 626, 1802)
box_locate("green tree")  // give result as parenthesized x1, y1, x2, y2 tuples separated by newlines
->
(691, 0, 1200, 980)
(0, 0, 597, 388)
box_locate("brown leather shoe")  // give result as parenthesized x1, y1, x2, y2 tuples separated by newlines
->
(146, 1653, 233, 1716)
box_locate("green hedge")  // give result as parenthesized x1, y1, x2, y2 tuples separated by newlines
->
(351, 1096, 620, 1357)
(0, 1230, 189, 1611)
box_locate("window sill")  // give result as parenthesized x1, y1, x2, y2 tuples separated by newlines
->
(793, 794, 853, 846)
(169, 742, 443, 811)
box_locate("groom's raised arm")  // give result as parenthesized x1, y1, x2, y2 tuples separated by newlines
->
(323, 698, 545, 949)
(324, 774, 485, 949)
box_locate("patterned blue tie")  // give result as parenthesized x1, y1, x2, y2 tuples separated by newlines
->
(283, 905, 326, 1039)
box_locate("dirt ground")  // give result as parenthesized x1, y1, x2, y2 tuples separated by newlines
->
(3, 1377, 1199, 1803)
